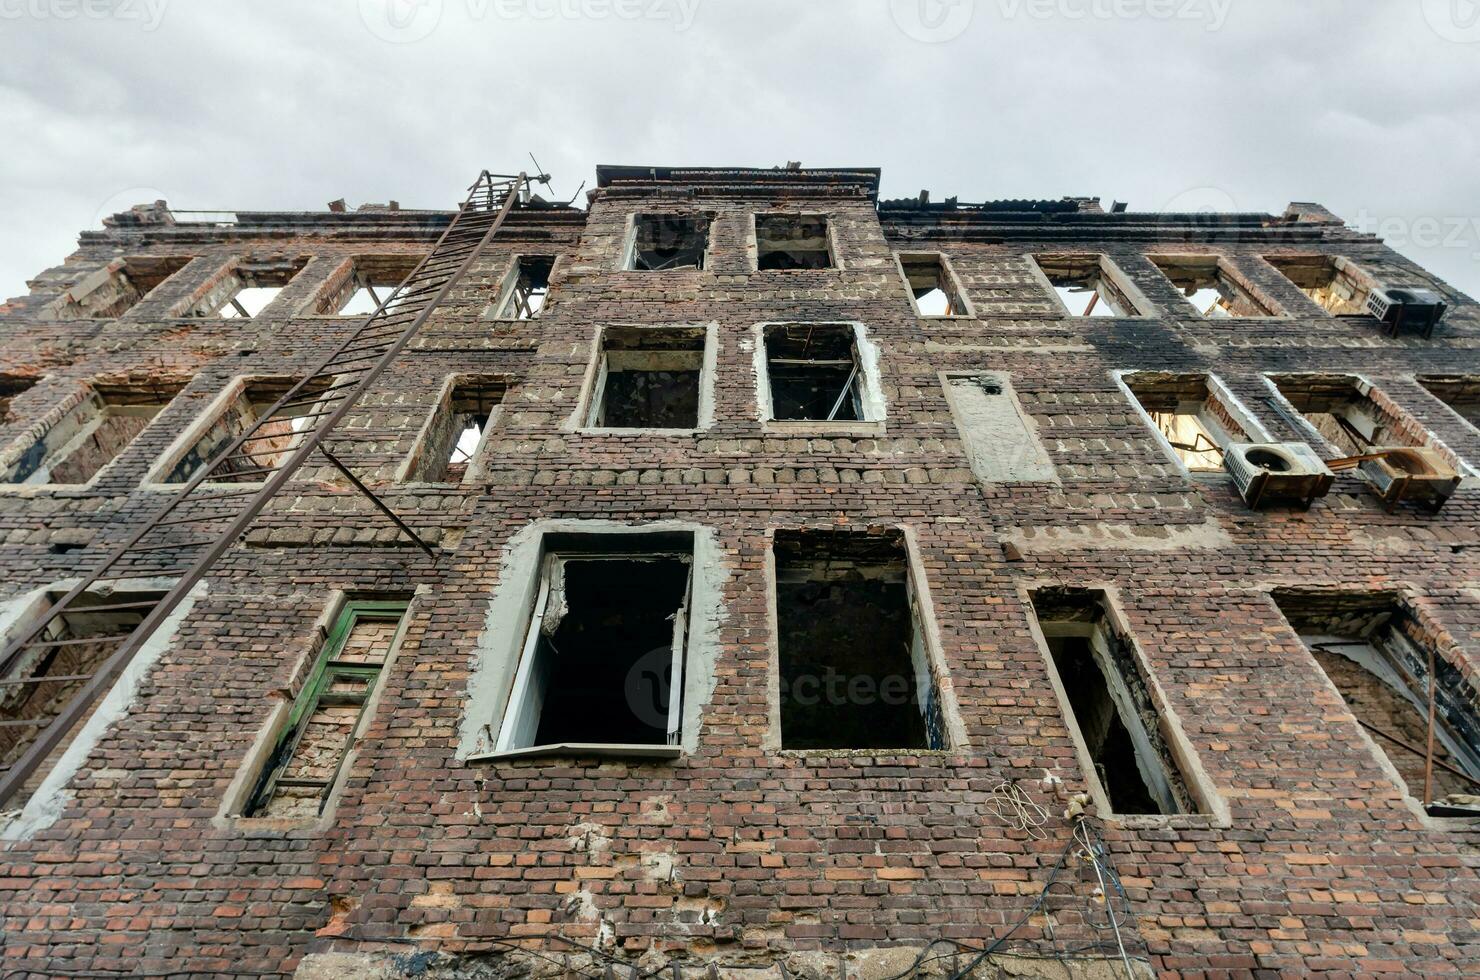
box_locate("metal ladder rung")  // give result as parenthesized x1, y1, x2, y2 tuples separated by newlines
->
(0, 169, 526, 809)
(121, 539, 221, 554)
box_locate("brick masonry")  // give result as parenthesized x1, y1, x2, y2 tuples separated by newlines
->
(0, 166, 1478, 977)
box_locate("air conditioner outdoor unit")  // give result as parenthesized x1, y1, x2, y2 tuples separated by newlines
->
(1366, 287, 1447, 339)
(1223, 442, 1334, 509)
(1360, 446, 1461, 512)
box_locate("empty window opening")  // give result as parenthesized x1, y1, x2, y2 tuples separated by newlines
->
(491, 255, 555, 319)
(755, 214, 833, 271)
(626, 214, 710, 271)
(775, 529, 944, 751)
(1417, 376, 1480, 430)
(588, 327, 705, 429)
(764, 324, 866, 422)
(2, 382, 184, 486)
(0, 376, 37, 423)
(1150, 256, 1276, 317)
(52, 256, 192, 320)
(0, 587, 166, 808)
(189, 258, 308, 319)
(1029, 589, 1198, 816)
(242, 600, 409, 819)
(161, 377, 330, 484)
(1124, 373, 1252, 472)
(318, 255, 424, 315)
(496, 534, 695, 755)
(411, 379, 504, 483)
(898, 253, 969, 316)
(1264, 255, 1372, 315)
(1270, 375, 1417, 458)
(1273, 591, 1480, 816)
(1033, 254, 1139, 317)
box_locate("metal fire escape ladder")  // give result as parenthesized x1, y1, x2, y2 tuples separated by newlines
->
(0, 171, 528, 807)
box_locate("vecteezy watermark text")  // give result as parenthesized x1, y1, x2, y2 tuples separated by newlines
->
(0, 0, 168, 29)
(998, 0, 1232, 30)
(1352, 210, 1480, 261)
(359, 0, 700, 43)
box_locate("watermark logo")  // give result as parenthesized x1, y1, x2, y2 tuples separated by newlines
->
(889, 0, 975, 43)
(625, 647, 674, 730)
(359, 0, 443, 43)
(1352, 209, 1480, 261)
(1421, 0, 1480, 43)
(0, 0, 169, 30)
(360, 0, 700, 41)
(995, 0, 1232, 31)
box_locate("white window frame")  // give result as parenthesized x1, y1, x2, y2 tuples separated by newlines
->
(490, 550, 694, 760)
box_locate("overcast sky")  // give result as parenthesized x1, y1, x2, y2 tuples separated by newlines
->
(3, 0, 1478, 300)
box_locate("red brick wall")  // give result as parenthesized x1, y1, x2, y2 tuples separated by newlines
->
(1, 176, 1478, 977)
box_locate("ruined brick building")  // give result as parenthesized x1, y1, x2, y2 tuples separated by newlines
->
(0, 164, 1478, 978)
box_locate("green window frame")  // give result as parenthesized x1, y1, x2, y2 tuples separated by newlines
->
(242, 600, 408, 818)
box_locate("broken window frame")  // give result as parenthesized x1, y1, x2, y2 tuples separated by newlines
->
(487, 254, 557, 320)
(403, 377, 504, 484)
(493, 547, 694, 760)
(0, 381, 185, 489)
(311, 255, 426, 317)
(1030, 254, 1144, 318)
(1027, 588, 1210, 819)
(759, 322, 883, 427)
(622, 213, 712, 272)
(771, 528, 949, 752)
(1147, 254, 1281, 319)
(1272, 589, 1480, 818)
(0, 584, 169, 815)
(240, 599, 411, 819)
(1265, 373, 1422, 459)
(1118, 371, 1265, 476)
(0, 375, 37, 424)
(753, 213, 836, 272)
(145, 375, 331, 487)
(46, 256, 194, 320)
(180, 257, 309, 320)
(1417, 375, 1480, 434)
(895, 251, 973, 318)
(581, 325, 709, 432)
(1263, 254, 1376, 316)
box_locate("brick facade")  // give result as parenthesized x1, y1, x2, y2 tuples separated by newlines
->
(0, 166, 1478, 978)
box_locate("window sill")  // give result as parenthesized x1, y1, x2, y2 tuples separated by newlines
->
(577, 427, 702, 437)
(216, 813, 334, 836)
(762, 419, 885, 437)
(777, 747, 960, 762)
(467, 742, 683, 763)
(1101, 811, 1231, 831)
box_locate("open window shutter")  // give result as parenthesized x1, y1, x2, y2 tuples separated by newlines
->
(495, 570, 554, 752)
(666, 564, 694, 745)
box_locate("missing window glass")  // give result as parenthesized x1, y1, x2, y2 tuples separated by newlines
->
(775, 529, 944, 751)
(587, 326, 706, 429)
(755, 214, 833, 270)
(1273, 590, 1480, 816)
(495, 533, 695, 756)
(1032, 254, 1140, 317)
(1150, 255, 1276, 317)
(1029, 588, 1200, 816)
(898, 252, 969, 316)
(491, 255, 555, 319)
(763, 324, 866, 422)
(627, 215, 710, 271)
(2, 381, 184, 486)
